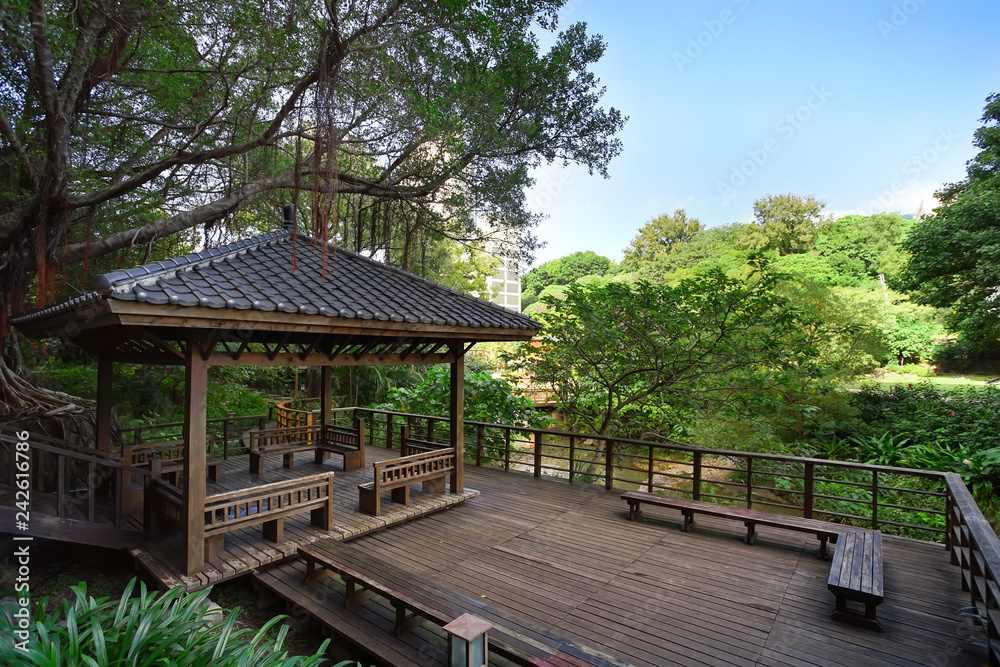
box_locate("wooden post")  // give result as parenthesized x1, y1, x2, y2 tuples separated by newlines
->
(568, 435, 575, 483)
(96, 357, 114, 452)
(871, 469, 879, 531)
(692, 451, 702, 501)
(476, 424, 484, 467)
(605, 440, 614, 491)
(804, 462, 814, 519)
(182, 335, 209, 575)
(449, 344, 465, 493)
(320, 366, 332, 446)
(533, 431, 542, 478)
(745, 457, 753, 509)
(647, 446, 654, 493)
(385, 413, 394, 449)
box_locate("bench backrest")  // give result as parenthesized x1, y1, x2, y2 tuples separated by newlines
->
(249, 425, 321, 452)
(203, 472, 334, 535)
(374, 449, 455, 488)
(323, 418, 365, 451)
(123, 439, 212, 466)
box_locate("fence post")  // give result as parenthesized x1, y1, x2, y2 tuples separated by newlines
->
(223, 413, 235, 460)
(268, 402, 275, 423)
(476, 425, 484, 467)
(504, 430, 511, 472)
(533, 431, 542, 478)
(385, 413, 394, 449)
(400, 424, 411, 456)
(745, 457, 753, 510)
(427, 418, 435, 443)
(133, 427, 142, 446)
(648, 447, 655, 493)
(871, 469, 879, 531)
(605, 440, 614, 491)
(804, 462, 814, 519)
(692, 451, 702, 501)
(568, 435, 576, 483)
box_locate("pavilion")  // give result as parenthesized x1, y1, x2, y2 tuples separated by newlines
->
(10, 206, 539, 573)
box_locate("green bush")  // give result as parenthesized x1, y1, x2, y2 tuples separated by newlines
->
(0, 578, 330, 666)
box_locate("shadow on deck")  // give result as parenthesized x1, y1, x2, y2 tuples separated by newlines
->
(129, 446, 478, 590)
(252, 450, 986, 667)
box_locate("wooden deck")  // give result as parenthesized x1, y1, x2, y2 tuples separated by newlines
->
(255, 448, 987, 667)
(129, 446, 478, 590)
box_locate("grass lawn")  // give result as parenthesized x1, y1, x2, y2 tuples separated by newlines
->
(850, 372, 997, 391)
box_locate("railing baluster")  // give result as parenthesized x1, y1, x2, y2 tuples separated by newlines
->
(386, 413, 393, 449)
(568, 435, 576, 483)
(476, 425, 484, 467)
(692, 451, 702, 501)
(745, 457, 753, 509)
(504, 430, 511, 472)
(533, 431, 542, 478)
(605, 440, 614, 491)
(804, 462, 814, 519)
(871, 469, 879, 531)
(648, 446, 654, 493)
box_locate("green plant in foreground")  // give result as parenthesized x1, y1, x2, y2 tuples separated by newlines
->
(0, 578, 330, 666)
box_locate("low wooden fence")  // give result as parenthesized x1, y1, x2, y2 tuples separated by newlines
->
(130, 412, 268, 459)
(352, 407, 949, 541)
(0, 430, 152, 529)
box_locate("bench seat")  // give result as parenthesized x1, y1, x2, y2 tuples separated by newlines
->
(622, 490, 852, 559)
(828, 530, 884, 631)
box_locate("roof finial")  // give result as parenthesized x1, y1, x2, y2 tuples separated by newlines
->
(282, 204, 296, 231)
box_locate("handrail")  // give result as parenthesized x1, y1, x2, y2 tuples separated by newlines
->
(944, 473, 1000, 666)
(352, 406, 949, 541)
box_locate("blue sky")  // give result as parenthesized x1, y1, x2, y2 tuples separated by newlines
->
(524, 0, 1000, 267)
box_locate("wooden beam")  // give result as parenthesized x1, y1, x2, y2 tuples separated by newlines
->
(96, 357, 113, 452)
(205, 351, 457, 367)
(450, 342, 465, 494)
(182, 333, 209, 575)
(129, 326, 185, 360)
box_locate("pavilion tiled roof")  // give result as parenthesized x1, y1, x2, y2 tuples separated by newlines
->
(12, 230, 539, 333)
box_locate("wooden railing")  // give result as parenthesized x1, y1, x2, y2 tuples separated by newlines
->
(945, 472, 1000, 666)
(0, 430, 152, 528)
(354, 407, 949, 541)
(130, 412, 268, 459)
(248, 424, 319, 453)
(275, 400, 315, 429)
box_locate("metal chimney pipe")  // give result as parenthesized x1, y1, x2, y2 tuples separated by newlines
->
(282, 204, 295, 231)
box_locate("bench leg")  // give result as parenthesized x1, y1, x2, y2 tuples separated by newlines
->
(310, 504, 332, 531)
(343, 450, 364, 470)
(391, 601, 409, 636)
(262, 517, 284, 542)
(359, 486, 379, 516)
(744, 521, 757, 545)
(208, 463, 221, 483)
(818, 536, 829, 560)
(681, 511, 696, 532)
(204, 534, 225, 563)
(303, 556, 333, 584)
(627, 501, 642, 521)
(282, 452, 294, 468)
(831, 596, 883, 632)
(391, 485, 410, 506)
(422, 476, 446, 495)
(250, 453, 263, 475)
(314, 449, 329, 464)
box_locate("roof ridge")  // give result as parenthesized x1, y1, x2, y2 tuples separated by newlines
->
(293, 233, 537, 326)
(92, 229, 291, 292)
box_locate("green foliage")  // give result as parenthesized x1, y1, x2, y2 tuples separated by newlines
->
(621, 209, 703, 267)
(740, 193, 827, 256)
(0, 578, 329, 666)
(815, 213, 913, 281)
(521, 251, 614, 300)
(901, 93, 1000, 354)
(382, 366, 548, 429)
(510, 259, 816, 438)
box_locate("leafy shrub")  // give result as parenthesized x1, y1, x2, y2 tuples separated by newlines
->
(0, 578, 329, 666)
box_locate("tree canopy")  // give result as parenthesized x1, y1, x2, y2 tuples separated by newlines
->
(901, 93, 1000, 354)
(740, 193, 826, 256)
(0, 0, 625, 325)
(621, 209, 702, 267)
(520, 249, 613, 305)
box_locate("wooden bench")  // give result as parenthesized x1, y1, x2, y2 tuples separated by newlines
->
(358, 449, 455, 517)
(828, 530, 884, 631)
(148, 472, 334, 562)
(298, 538, 617, 667)
(123, 439, 221, 484)
(314, 421, 366, 470)
(622, 490, 852, 559)
(248, 425, 319, 474)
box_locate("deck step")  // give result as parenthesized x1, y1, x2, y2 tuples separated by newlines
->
(0, 506, 145, 550)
